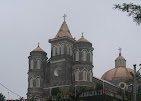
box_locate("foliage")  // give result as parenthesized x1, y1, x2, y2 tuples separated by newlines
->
(56, 93, 63, 101)
(0, 93, 5, 101)
(95, 82, 103, 90)
(114, 3, 141, 25)
(51, 87, 61, 96)
(137, 85, 141, 101)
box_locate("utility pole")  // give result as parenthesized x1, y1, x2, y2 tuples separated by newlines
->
(133, 64, 137, 101)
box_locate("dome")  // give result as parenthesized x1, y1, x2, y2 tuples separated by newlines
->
(101, 67, 133, 82)
(32, 44, 46, 53)
(77, 34, 90, 42)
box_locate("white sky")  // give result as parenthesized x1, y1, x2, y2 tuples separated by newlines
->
(0, 0, 141, 100)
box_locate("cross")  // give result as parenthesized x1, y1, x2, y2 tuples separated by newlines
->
(63, 14, 67, 22)
(38, 42, 40, 47)
(82, 32, 84, 37)
(118, 47, 122, 55)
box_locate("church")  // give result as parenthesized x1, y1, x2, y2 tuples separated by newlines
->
(27, 16, 134, 98)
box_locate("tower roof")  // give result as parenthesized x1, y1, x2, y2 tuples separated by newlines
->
(32, 43, 46, 53)
(55, 21, 73, 39)
(77, 33, 89, 42)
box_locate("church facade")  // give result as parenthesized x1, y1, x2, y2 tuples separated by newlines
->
(27, 20, 94, 98)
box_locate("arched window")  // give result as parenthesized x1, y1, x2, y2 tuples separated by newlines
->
(89, 71, 92, 82)
(57, 45, 61, 55)
(37, 59, 41, 69)
(67, 46, 69, 55)
(75, 70, 79, 81)
(30, 60, 34, 69)
(83, 69, 87, 81)
(29, 77, 33, 87)
(75, 51, 79, 61)
(52, 46, 56, 56)
(70, 46, 72, 56)
(82, 51, 87, 61)
(36, 77, 40, 87)
(61, 44, 64, 54)
(89, 51, 93, 62)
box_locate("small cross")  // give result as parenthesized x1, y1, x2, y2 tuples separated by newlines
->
(118, 47, 122, 55)
(63, 14, 67, 22)
(38, 42, 40, 47)
(82, 32, 84, 37)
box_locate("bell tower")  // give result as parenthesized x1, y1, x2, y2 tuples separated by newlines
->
(48, 15, 76, 89)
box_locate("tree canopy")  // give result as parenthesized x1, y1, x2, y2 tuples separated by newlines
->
(0, 93, 5, 101)
(114, 3, 141, 25)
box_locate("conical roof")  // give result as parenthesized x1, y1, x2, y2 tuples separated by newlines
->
(55, 22, 73, 38)
(77, 35, 89, 42)
(32, 44, 46, 53)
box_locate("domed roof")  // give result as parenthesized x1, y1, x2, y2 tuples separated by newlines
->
(116, 54, 125, 60)
(32, 44, 46, 53)
(101, 67, 133, 81)
(77, 34, 89, 42)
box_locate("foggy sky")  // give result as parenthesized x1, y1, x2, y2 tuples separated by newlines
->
(0, 0, 141, 100)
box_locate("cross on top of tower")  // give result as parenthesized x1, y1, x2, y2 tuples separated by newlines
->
(63, 14, 67, 22)
(38, 42, 40, 47)
(118, 47, 122, 56)
(82, 32, 84, 37)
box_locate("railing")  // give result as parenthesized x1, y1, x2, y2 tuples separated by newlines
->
(7, 89, 123, 101)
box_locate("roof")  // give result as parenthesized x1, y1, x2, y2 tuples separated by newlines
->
(116, 54, 125, 60)
(101, 67, 133, 81)
(32, 45, 46, 53)
(77, 35, 89, 42)
(55, 21, 73, 39)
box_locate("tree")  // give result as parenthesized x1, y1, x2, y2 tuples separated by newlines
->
(0, 93, 5, 101)
(114, 3, 141, 25)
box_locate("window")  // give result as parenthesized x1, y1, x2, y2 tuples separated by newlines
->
(30, 60, 34, 69)
(57, 45, 60, 55)
(89, 71, 92, 82)
(29, 77, 33, 87)
(36, 77, 40, 87)
(70, 46, 72, 56)
(82, 51, 87, 61)
(67, 46, 69, 55)
(61, 45, 64, 54)
(75, 70, 79, 81)
(52, 46, 56, 56)
(89, 52, 93, 62)
(83, 69, 87, 81)
(37, 60, 41, 69)
(75, 51, 79, 61)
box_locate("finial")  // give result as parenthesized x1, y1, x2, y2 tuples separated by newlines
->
(82, 32, 84, 37)
(63, 14, 67, 22)
(118, 47, 122, 56)
(38, 42, 40, 47)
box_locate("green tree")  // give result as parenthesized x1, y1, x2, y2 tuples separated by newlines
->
(95, 82, 103, 90)
(114, 3, 141, 25)
(0, 93, 5, 101)
(51, 87, 61, 96)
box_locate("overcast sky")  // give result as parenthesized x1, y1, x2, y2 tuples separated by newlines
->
(0, 0, 141, 100)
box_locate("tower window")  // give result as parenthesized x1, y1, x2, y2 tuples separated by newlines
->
(69, 46, 72, 56)
(89, 51, 93, 62)
(29, 77, 34, 87)
(82, 51, 87, 61)
(75, 51, 79, 61)
(52, 46, 56, 56)
(57, 45, 61, 55)
(36, 77, 41, 87)
(61, 44, 64, 54)
(83, 69, 88, 81)
(75, 70, 79, 81)
(89, 71, 92, 82)
(30, 60, 34, 69)
(37, 60, 41, 69)
(67, 45, 69, 55)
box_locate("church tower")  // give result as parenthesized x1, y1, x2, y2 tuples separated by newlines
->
(48, 15, 76, 90)
(72, 34, 94, 86)
(27, 44, 48, 98)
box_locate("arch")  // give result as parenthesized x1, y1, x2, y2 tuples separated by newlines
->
(37, 59, 41, 69)
(82, 50, 87, 61)
(36, 77, 41, 87)
(67, 45, 69, 55)
(29, 77, 34, 87)
(89, 51, 93, 62)
(57, 45, 61, 55)
(61, 44, 64, 54)
(52, 46, 56, 56)
(69, 46, 72, 56)
(75, 50, 79, 61)
(30, 60, 34, 69)
(89, 70, 93, 82)
(75, 69, 80, 81)
(82, 69, 88, 81)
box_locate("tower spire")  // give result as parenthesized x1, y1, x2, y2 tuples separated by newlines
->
(63, 14, 67, 22)
(82, 32, 84, 37)
(38, 42, 40, 47)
